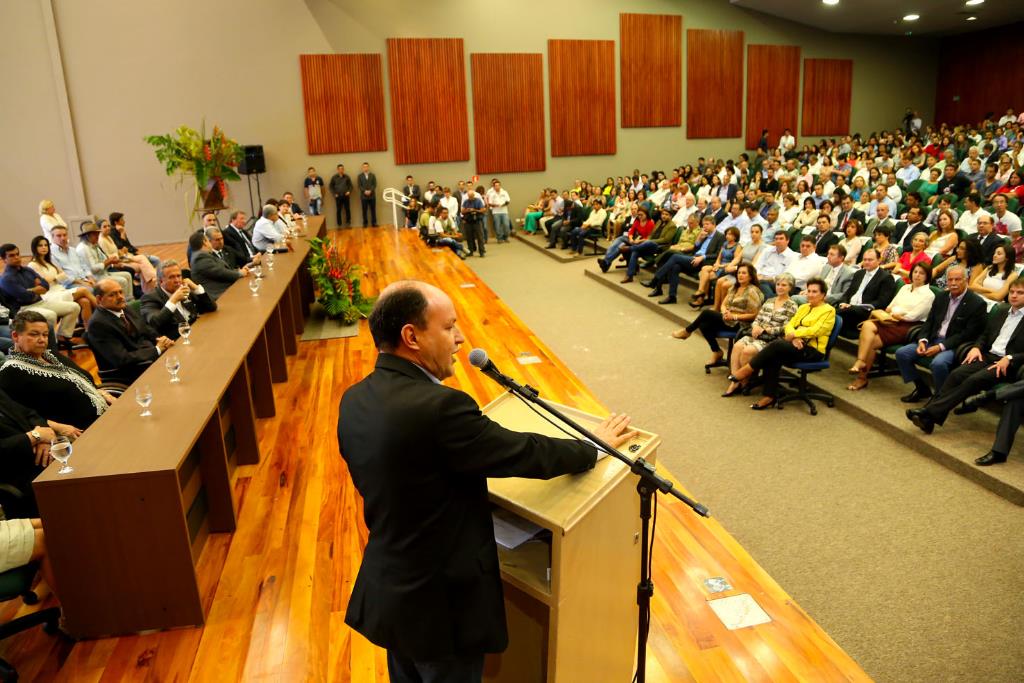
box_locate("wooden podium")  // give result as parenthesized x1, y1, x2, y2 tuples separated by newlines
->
(481, 393, 661, 683)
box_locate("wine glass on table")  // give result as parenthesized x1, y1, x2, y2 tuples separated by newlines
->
(165, 355, 181, 383)
(177, 321, 192, 345)
(249, 278, 261, 296)
(50, 436, 73, 475)
(265, 250, 275, 271)
(135, 385, 153, 417)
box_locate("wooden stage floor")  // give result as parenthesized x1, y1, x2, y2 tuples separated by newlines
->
(0, 227, 870, 681)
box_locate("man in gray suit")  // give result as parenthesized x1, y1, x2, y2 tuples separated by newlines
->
(188, 230, 249, 300)
(358, 162, 378, 227)
(794, 244, 854, 305)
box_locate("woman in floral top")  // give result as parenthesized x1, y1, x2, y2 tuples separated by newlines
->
(871, 224, 901, 272)
(724, 273, 798, 396)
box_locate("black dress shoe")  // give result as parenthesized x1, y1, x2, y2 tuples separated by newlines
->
(953, 403, 979, 416)
(647, 288, 663, 298)
(975, 451, 1008, 466)
(906, 408, 935, 434)
(598, 258, 609, 273)
(657, 296, 677, 305)
(640, 280, 654, 288)
(900, 387, 932, 403)
(963, 390, 995, 411)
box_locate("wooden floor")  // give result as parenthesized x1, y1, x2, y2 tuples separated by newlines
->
(0, 228, 870, 681)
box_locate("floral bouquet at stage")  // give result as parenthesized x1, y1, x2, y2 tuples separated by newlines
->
(144, 123, 242, 216)
(307, 237, 374, 324)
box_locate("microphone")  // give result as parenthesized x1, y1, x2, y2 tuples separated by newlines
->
(468, 348, 537, 398)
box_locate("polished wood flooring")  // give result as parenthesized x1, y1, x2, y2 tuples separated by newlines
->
(0, 228, 870, 681)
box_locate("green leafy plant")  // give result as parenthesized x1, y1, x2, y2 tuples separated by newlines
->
(307, 237, 374, 324)
(144, 123, 242, 213)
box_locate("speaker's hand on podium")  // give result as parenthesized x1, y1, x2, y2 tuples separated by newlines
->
(592, 413, 639, 459)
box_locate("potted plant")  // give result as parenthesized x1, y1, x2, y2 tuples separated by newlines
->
(144, 123, 242, 216)
(307, 237, 374, 324)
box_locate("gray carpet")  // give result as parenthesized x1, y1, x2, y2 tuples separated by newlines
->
(465, 239, 1024, 683)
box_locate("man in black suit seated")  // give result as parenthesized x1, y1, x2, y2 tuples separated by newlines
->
(222, 210, 261, 270)
(895, 265, 987, 403)
(834, 194, 865, 236)
(87, 278, 174, 384)
(890, 206, 929, 252)
(338, 281, 636, 683)
(836, 248, 897, 337)
(139, 259, 216, 339)
(968, 214, 1002, 264)
(908, 279, 1024, 434)
(189, 231, 249, 300)
(960, 377, 1024, 465)
(811, 213, 839, 257)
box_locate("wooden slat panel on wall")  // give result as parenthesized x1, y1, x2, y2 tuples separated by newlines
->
(470, 53, 545, 174)
(620, 13, 682, 128)
(686, 29, 743, 139)
(801, 58, 853, 137)
(745, 45, 800, 150)
(387, 38, 470, 165)
(299, 54, 387, 155)
(548, 40, 616, 157)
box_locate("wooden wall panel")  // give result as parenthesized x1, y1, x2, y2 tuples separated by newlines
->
(745, 45, 800, 150)
(299, 54, 387, 155)
(686, 29, 743, 139)
(470, 54, 545, 174)
(801, 58, 853, 137)
(620, 13, 682, 128)
(387, 38, 470, 165)
(548, 40, 616, 157)
(935, 22, 1024, 125)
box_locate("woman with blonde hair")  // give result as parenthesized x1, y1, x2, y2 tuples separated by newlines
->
(38, 200, 66, 241)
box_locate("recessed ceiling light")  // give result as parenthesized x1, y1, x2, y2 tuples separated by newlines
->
(903, 13, 920, 21)
(966, 0, 985, 7)
(822, 0, 839, 6)
(966, 15, 977, 20)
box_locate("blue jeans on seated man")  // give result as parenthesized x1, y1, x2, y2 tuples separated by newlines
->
(895, 339, 955, 391)
(568, 226, 595, 253)
(601, 236, 630, 264)
(436, 237, 465, 257)
(625, 240, 662, 277)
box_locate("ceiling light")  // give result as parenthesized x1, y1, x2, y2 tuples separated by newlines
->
(966, 15, 977, 20)
(903, 14, 920, 21)
(966, 0, 985, 7)
(822, 0, 839, 6)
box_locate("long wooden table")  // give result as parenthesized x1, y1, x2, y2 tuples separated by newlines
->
(32, 217, 324, 639)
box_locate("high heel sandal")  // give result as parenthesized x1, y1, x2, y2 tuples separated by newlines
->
(847, 372, 869, 391)
(688, 293, 706, 308)
(751, 397, 777, 411)
(848, 361, 865, 375)
(722, 382, 743, 397)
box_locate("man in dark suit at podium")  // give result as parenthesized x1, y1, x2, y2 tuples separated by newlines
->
(338, 281, 635, 683)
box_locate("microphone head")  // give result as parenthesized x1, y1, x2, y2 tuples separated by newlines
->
(468, 348, 489, 369)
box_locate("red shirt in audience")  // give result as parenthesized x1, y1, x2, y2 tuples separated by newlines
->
(627, 218, 655, 241)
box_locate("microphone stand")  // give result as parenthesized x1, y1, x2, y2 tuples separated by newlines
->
(486, 370, 709, 683)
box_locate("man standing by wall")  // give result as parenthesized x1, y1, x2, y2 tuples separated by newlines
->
(486, 180, 511, 243)
(461, 189, 487, 258)
(338, 281, 635, 683)
(329, 164, 353, 228)
(358, 163, 378, 227)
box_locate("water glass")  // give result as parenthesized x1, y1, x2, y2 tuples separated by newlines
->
(265, 251, 275, 271)
(253, 264, 263, 279)
(50, 436, 73, 475)
(165, 355, 181, 383)
(178, 321, 192, 345)
(249, 278, 261, 296)
(135, 385, 153, 417)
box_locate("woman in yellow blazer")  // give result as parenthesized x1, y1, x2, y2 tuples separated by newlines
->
(728, 277, 837, 410)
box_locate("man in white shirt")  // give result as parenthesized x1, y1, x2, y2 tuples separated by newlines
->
(648, 180, 671, 209)
(485, 180, 511, 242)
(784, 235, 826, 292)
(954, 193, 991, 236)
(672, 194, 698, 227)
(867, 186, 898, 221)
(998, 109, 1016, 127)
(440, 187, 460, 225)
(715, 202, 750, 242)
(742, 203, 767, 242)
(253, 204, 286, 252)
(757, 230, 796, 296)
(778, 128, 796, 157)
(991, 194, 1022, 237)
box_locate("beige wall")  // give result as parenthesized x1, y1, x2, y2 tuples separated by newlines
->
(1, 0, 938, 248)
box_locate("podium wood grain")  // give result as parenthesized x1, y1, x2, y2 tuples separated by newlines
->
(0, 225, 870, 682)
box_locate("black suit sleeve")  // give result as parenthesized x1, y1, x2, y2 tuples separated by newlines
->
(942, 296, 987, 351)
(192, 290, 217, 314)
(433, 390, 596, 479)
(140, 293, 176, 336)
(977, 309, 1006, 351)
(839, 272, 862, 305)
(866, 273, 897, 310)
(915, 297, 945, 342)
(88, 315, 159, 368)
